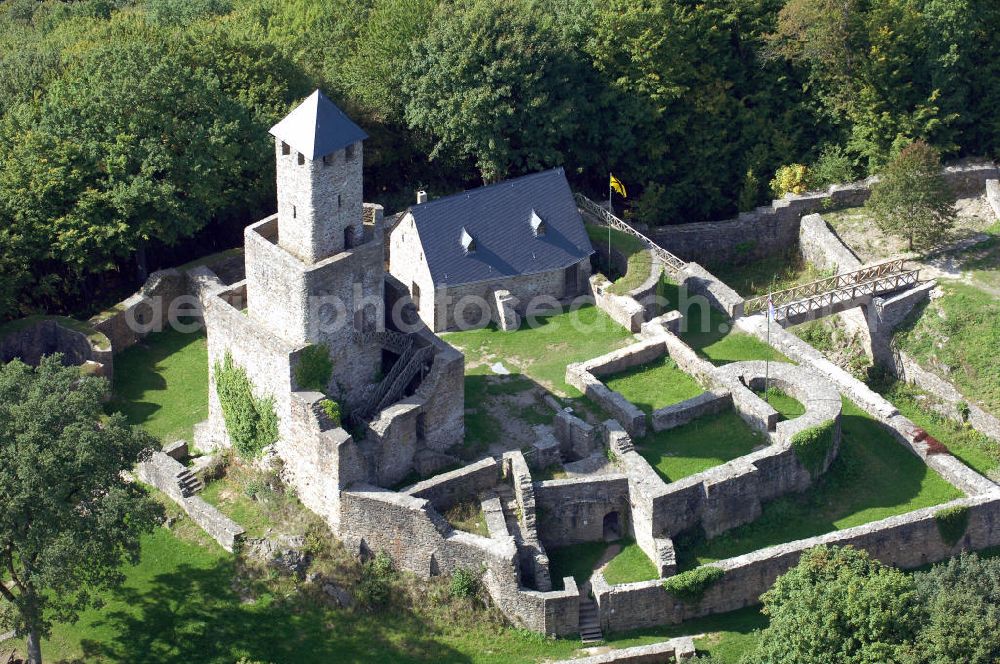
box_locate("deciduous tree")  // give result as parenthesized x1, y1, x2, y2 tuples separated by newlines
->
(0, 357, 163, 664)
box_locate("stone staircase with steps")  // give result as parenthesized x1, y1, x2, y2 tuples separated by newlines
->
(176, 467, 204, 497)
(578, 598, 603, 643)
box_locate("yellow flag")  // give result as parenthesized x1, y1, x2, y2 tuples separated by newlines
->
(610, 173, 627, 198)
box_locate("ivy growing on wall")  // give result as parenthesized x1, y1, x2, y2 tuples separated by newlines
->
(214, 352, 278, 459)
(934, 505, 970, 547)
(319, 398, 342, 426)
(295, 344, 333, 392)
(791, 419, 837, 477)
(662, 566, 725, 604)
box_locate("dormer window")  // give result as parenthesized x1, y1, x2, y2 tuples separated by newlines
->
(460, 227, 476, 254)
(530, 209, 546, 237)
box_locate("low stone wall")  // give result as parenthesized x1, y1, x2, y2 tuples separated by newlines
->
(647, 160, 998, 267)
(735, 315, 997, 496)
(652, 389, 731, 432)
(799, 213, 862, 273)
(987, 179, 1000, 219)
(135, 451, 245, 552)
(590, 274, 646, 332)
(89, 268, 189, 352)
(558, 637, 695, 663)
(553, 409, 600, 460)
(0, 316, 113, 379)
(405, 457, 501, 511)
(593, 493, 1000, 634)
(679, 262, 744, 318)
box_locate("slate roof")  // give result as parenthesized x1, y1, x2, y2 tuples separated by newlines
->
(409, 168, 594, 286)
(269, 90, 368, 160)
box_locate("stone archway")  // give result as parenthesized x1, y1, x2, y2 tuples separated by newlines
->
(602, 511, 621, 541)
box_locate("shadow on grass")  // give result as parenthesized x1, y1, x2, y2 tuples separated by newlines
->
(78, 560, 471, 664)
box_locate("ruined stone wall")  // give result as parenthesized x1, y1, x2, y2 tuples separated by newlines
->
(0, 317, 113, 379)
(678, 262, 744, 318)
(590, 274, 646, 332)
(646, 161, 998, 268)
(562, 638, 695, 663)
(89, 268, 187, 353)
(405, 457, 501, 511)
(534, 475, 631, 548)
(135, 451, 245, 552)
(593, 494, 1000, 634)
(651, 390, 731, 432)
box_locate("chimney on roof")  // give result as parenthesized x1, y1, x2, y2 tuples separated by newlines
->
(416, 190, 428, 205)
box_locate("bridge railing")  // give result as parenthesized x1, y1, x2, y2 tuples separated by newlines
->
(744, 259, 909, 315)
(573, 193, 687, 275)
(763, 269, 920, 321)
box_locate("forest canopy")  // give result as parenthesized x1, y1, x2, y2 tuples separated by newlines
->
(0, 0, 997, 321)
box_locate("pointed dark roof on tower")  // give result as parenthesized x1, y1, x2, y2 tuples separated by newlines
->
(269, 90, 368, 160)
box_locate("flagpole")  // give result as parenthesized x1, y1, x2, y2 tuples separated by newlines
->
(608, 173, 612, 277)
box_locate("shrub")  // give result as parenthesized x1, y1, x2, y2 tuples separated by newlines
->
(295, 344, 333, 392)
(935, 505, 970, 547)
(791, 419, 837, 476)
(356, 551, 397, 610)
(214, 353, 279, 459)
(319, 398, 342, 426)
(808, 145, 856, 189)
(449, 567, 481, 598)
(662, 566, 725, 603)
(738, 168, 760, 212)
(770, 164, 810, 198)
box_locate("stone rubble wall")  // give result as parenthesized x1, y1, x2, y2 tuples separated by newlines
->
(592, 492, 1000, 634)
(135, 451, 245, 552)
(405, 457, 501, 511)
(589, 274, 646, 332)
(339, 483, 580, 636)
(987, 179, 1000, 219)
(0, 317, 113, 380)
(652, 389, 732, 432)
(557, 637, 696, 663)
(492, 289, 521, 331)
(799, 213, 863, 273)
(534, 475, 632, 548)
(553, 409, 600, 460)
(647, 160, 998, 268)
(679, 262, 745, 318)
(506, 452, 553, 592)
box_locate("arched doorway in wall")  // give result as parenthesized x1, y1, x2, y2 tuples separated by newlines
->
(602, 511, 621, 541)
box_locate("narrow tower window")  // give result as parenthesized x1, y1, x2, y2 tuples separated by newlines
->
(292, 205, 297, 219)
(281, 142, 290, 155)
(297, 153, 305, 166)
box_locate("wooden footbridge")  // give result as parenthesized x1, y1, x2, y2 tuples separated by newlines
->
(744, 259, 920, 325)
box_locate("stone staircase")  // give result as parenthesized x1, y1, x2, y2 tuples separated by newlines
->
(578, 597, 603, 643)
(176, 467, 204, 497)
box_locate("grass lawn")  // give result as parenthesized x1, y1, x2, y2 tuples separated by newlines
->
(603, 356, 704, 413)
(675, 399, 963, 569)
(709, 251, 833, 299)
(637, 410, 765, 483)
(880, 380, 1000, 478)
(22, 510, 764, 663)
(443, 304, 633, 397)
(895, 281, 1000, 418)
(548, 541, 609, 590)
(107, 324, 208, 444)
(586, 224, 655, 294)
(677, 300, 791, 366)
(442, 499, 490, 538)
(603, 540, 659, 585)
(754, 388, 805, 421)
(461, 373, 552, 461)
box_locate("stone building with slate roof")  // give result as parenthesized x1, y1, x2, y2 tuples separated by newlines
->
(388, 168, 594, 332)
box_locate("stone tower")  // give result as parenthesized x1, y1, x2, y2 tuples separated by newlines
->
(270, 90, 367, 263)
(242, 90, 384, 408)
